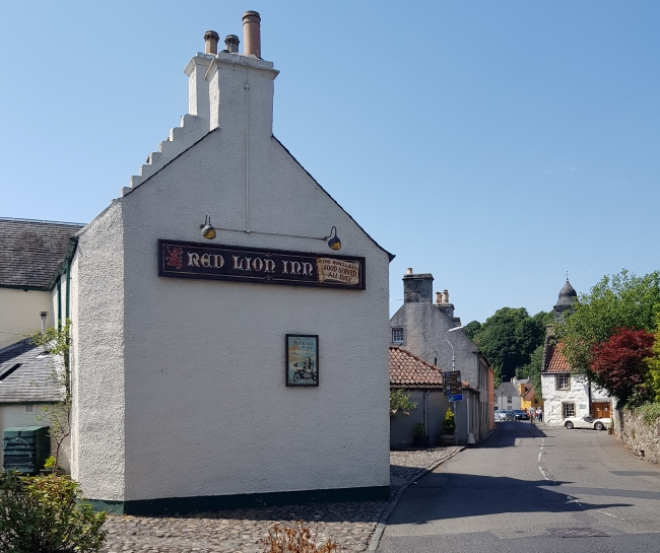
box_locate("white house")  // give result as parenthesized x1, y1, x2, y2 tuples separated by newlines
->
(0, 218, 82, 471)
(60, 11, 392, 515)
(540, 280, 613, 426)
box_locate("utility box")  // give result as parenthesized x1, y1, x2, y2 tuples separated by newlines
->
(2, 426, 50, 474)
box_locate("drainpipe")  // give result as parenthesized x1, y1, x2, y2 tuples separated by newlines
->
(423, 390, 430, 438)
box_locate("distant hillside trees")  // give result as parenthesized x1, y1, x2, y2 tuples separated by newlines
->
(466, 308, 552, 391)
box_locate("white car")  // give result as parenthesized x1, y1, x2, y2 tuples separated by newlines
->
(494, 410, 508, 421)
(564, 415, 611, 431)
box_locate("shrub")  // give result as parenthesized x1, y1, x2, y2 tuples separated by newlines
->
(0, 472, 107, 553)
(637, 402, 660, 426)
(442, 410, 455, 435)
(261, 520, 339, 553)
(390, 389, 417, 419)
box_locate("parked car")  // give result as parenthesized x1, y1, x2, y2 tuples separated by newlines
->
(505, 410, 515, 421)
(511, 409, 530, 421)
(495, 410, 508, 421)
(564, 415, 611, 431)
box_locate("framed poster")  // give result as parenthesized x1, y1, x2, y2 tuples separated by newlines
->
(286, 335, 319, 387)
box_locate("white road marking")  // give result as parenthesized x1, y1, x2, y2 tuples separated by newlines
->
(597, 510, 617, 518)
(538, 467, 551, 481)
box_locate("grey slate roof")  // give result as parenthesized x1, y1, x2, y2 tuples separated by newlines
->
(495, 381, 518, 398)
(555, 278, 578, 308)
(0, 340, 63, 403)
(0, 218, 85, 290)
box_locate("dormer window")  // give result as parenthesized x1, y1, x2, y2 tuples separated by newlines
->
(392, 328, 404, 344)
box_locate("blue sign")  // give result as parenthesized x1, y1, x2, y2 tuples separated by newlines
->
(448, 394, 463, 402)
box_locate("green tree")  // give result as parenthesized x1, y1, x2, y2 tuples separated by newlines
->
(29, 320, 72, 470)
(645, 314, 660, 402)
(470, 308, 551, 381)
(465, 320, 482, 341)
(560, 270, 660, 378)
(518, 343, 544, 398)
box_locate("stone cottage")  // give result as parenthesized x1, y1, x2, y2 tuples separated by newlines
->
(541, 279, 612, 425)
(389, 345, 450, 448)
(390, 270, 494, 443)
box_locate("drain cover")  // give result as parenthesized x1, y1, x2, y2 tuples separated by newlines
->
(548, 528, 610, 539)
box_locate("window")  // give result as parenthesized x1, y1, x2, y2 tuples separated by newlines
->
(25, 405, 34, 414)
(392, 328, 404, 344)
(507, 396, 512, 403)
(563, 403, 576, 418)
(555, 374, 570, 390)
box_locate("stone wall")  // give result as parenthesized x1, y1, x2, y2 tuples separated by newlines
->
(614, 408, 660, 464)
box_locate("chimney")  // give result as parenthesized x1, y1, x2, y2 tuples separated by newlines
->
(403, 271, 434, 303)
(242, 11, 261, 57)
(183, 31, 217, 124)
(204, 30, 219, 55)
(224, 34, 240, 53)
(443, 290, 449, 303)
(435, 292, 443, 304)
(207, 12, 279, 135)
(407, 268, 413, 275)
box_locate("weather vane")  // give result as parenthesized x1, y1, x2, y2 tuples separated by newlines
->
(565, 270, 570, 280)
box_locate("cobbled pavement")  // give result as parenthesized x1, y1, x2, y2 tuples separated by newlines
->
(100, 446, 461, 553)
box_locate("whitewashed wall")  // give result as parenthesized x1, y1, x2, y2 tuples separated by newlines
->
(70, 205, 126, 501)
(72, 52, 390, 504)
(0, 289, 52, 349)
(541, 373, 611, 426)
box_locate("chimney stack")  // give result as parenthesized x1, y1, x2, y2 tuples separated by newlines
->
(242, 11, 262, 58)
(224, 34, 240, 53)
(403, 272, 434, 303)
(204, 30, 219, 55)
(443, 290, 449, 303)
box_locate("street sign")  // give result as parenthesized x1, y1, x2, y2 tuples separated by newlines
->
(443, 370, 462, 396)
(448, 394, 463, 402)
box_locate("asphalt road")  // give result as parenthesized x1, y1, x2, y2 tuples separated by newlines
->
(379, 421, 660, 553)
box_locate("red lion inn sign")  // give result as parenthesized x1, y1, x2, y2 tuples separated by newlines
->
(158, 240, 365, 290)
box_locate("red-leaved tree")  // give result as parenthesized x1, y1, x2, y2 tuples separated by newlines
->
(590, 328, 654, 405)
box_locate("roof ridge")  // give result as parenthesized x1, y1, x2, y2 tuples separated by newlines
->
(0, 217, 84, 227)
(390, 345, 441, 371)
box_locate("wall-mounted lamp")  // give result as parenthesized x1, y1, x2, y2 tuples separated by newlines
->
(326, 226, 341, 251)
(200, 214, 216, 240)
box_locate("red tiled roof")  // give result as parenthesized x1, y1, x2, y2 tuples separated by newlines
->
(389, 346, 444, 388)
(547, 342, 571, 373)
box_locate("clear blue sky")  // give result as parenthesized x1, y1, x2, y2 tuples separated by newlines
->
(1, 1, 658, 324)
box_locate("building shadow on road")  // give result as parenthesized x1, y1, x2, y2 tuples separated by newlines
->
(388, 470, 631, 525)
(478, 421, 547, 448)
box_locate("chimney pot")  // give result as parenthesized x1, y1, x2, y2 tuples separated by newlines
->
(242, 10, 262, 58)
(436, 292, 443, 304)
(224, 34, 240, 53)
(204, 30, 219, 55)
(443, 290, 449, 303)
(407, 268, 413, 275)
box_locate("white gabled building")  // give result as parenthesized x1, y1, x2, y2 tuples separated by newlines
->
(59, 12, 393, 515)
(541, 280, 613, 426)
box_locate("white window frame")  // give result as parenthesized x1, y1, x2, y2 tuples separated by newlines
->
(392, 327, 404, 344)
(563, 403, 576, 418)
(556, 374, 570, 391)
